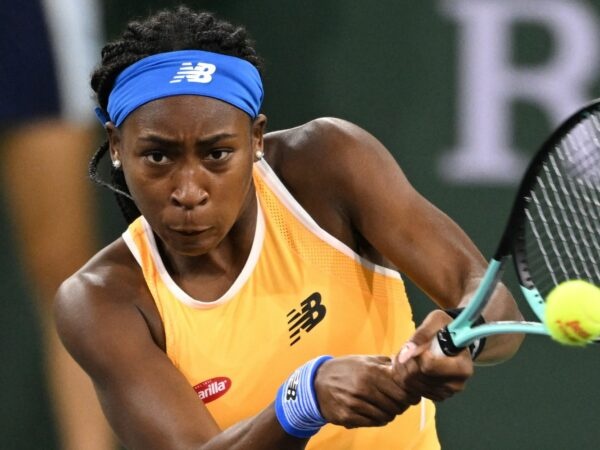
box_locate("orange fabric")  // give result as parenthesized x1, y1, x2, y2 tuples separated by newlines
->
(123, 160, 439, 449)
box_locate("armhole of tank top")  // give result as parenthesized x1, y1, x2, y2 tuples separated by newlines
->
(254, 159, 402, 280)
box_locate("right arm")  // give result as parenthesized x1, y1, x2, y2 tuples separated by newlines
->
(54, 253, 421, 449)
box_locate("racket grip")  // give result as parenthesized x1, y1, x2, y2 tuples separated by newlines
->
(434, 326, 463, 357)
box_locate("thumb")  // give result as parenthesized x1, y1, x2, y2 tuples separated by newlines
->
(397, 341, 417, 364)
(397, 310, 454, 363)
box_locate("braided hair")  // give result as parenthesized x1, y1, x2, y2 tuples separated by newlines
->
(89, 6, 263, 223)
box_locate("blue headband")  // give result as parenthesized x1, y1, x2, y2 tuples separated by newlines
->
(100, 50, 263, 126)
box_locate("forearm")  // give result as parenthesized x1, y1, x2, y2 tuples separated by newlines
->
(202, 357, 331, 450)
(111, 400, 308, 450)
(467, 281, 525, 365)
(201, 405, 307, 450)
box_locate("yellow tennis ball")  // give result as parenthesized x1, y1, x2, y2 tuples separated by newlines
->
(544, 280, 600, 346)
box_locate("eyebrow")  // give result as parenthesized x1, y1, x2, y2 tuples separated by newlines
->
(137, 132, 239, 146)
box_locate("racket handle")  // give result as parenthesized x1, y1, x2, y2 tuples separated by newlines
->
(430, 335, 445, 357)
(433, 326, 463, 357)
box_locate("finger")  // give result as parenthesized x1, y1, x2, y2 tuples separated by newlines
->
(316, 356, 411, 424)
(377, 386, 421, 409)
(327, 399, 397, 428)
(372, 355, 392, 364)
(396, 310, 455, 365)
(375, 366, 422, 408)
(356, 361, 420, 414)
(397, 342, 417, 364)
(367, 382, 421, 415)
(409, 310, 453, 348)
(402, 376, 465, 402)
(408, 345, 473, 379)
(392, 353, 470, 401)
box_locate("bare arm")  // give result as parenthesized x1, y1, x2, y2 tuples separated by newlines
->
(276, 118, 523, 364)
(54, 249, 426, 449)
(54, 263, 309, 450)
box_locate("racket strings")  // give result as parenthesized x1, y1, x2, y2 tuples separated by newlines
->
(523, 112, 600, 298)
(546, 155, 598, 275)
(554, 157, 600, 264)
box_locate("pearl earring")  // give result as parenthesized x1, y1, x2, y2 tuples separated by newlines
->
(112, 159, 122, 169)
(255, 150, 264, 161)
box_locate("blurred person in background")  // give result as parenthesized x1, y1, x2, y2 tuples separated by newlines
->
(0, 1, 115, 449)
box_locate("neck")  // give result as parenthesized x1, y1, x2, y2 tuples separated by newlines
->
(157, 191, 259, 301)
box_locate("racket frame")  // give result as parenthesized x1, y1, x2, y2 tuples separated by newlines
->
(437, 99, 600, 354)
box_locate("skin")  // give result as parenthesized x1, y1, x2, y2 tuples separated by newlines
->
(55, 95, 524, 450)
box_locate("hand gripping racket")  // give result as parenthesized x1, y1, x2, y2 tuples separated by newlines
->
(435, 99, 600, 356)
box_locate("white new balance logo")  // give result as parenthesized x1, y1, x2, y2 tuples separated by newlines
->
(169, 62, 216, 83)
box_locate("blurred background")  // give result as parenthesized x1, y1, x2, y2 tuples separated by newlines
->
(2, 0, 600, 448)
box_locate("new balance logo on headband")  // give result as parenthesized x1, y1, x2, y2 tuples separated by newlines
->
(169, 62, 216, 83)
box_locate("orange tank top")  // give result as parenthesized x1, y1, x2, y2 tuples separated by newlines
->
(123, 159, 439, 449)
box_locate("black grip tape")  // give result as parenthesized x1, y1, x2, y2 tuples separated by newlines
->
(436, 326, 463, 356)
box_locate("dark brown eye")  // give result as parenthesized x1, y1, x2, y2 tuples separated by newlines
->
(207, 149, 232, 161)
(144, 151, 170, 165)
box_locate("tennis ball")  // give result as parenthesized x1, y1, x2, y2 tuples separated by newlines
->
(544, 280, 600, 346)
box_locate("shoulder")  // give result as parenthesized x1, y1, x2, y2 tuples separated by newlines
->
(261, 118, 401, 253)
(54, 238, 164, 366)
(55, 238, 141, 314)
(264, 117, 390, 195)
(264, 117, 376, 164)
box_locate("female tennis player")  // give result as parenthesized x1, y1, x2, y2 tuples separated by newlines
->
(54, 6, 523, 449)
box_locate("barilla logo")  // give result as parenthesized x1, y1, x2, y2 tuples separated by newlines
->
(193, 377, 232, 403)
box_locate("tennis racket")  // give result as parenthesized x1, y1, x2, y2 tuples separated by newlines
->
(435, 98, 600, 356)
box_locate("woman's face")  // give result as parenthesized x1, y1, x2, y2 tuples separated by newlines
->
(108, 95, 265, 256)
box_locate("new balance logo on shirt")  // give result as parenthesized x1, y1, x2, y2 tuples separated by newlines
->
(170, 62, 216, 83)
(287, 292, 326, 346)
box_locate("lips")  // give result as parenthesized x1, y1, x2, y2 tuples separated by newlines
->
(169, 226, 211, 236)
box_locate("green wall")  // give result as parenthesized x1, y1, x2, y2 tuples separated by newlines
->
(4, 1, 600, 448)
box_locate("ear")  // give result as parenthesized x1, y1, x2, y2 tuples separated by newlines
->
(251, 114, 267, 161)
(106, 122, 122, 167)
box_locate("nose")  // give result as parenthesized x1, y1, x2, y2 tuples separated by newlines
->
(170, 169, 209, 209)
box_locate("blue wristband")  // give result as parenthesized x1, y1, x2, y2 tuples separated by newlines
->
(275, 355, 333, 438)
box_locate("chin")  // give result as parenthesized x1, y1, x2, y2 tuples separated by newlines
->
(170, 240, 214, 257)
(155, 233, 210, 257)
